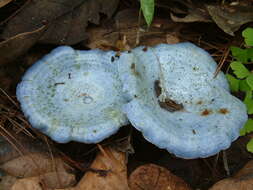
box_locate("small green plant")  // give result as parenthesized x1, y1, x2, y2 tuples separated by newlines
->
(140, 0, 155, 27)
(226, 27, 253, 152)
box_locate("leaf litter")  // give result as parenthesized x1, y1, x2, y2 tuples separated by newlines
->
(1, 0, 253, 189)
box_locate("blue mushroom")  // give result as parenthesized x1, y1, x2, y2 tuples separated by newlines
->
(117, 42, 248, 159)
(16, 46, 128, 143)
(17, 43, 248, 159)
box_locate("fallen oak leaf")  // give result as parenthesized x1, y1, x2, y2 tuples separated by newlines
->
(11, 171, 76, 190)
(56, 145, 130, 190)
(129, 164, 192, 190)
(206, 4, 253, 36)
(11, 177, 45, 190)
(0, 172, 17, 190)
(1, 0, 119, 45)
(0, 153, 72, 178)
(0, 25, 46, 64)
(209, 160, 253, 190)
(0, 134, 76, 189)
(163, 0, 253, 36)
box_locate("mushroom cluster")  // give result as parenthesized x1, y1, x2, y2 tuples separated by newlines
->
(17, 43, 247, 159)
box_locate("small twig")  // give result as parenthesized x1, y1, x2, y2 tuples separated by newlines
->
(136, 8, 142, 46)
(213, 47, 230, 78)
(0, 88, 19, 108)
(212, 153, 220, 177)
(223, 150, 230, 176)
(44, 136, 63, 188)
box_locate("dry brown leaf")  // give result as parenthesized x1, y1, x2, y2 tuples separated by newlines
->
(209, 160, 253, 190)
(0, 153, 72, 178)
(57, 145, 129, 190)
(0, 0, 13, 8)
(161, 0, 253, 36)
(42, 171, 75, 189)
(1, 0, 119, 45)
(0, 174, 17, 190)
(86, 9, 180, 50)
(75, 145, 129, 190)
(129, 164, 192, 190)
(206, 4, 253, 36)
(0, 132, 51, 164)
(0, 26, 46, 64)
(11, 177, 44, 190)
(11, 171, 75, 190)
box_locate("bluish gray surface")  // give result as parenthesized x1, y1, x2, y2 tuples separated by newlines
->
(17, 43, 248, 159)
(117, 43, 248, 159)
(17, 46, 128, 143)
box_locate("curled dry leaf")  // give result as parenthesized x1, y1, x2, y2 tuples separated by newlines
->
(0, 134, 76, 189)
(163, 0, 253, 36)
(75, 145, 129, 190)
(0, 153, 72, 178)
(11, 171, 75, 190)
(57, 146, 129, 190)
(209, 160, 253, 190)
(129, 164, 192, 190)
(206, 4, 253, 36)
(0, 173, 17, 190)
(1, 0, 119, 45)
(0, 131, 50, 164)
(11, 177, 44, 190)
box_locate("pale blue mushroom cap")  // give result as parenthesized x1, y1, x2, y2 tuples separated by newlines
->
(17, 46, 128, 143)
(117, 42, 248, 159)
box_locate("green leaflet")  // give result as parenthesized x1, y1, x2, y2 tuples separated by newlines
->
(242, 27, 253, 46)
(140, 0, 155, 26)
(247, 74, 253, 90)
(239, 79, 251, 92)
(247, 138, 253, 153)
(226, 74, 239, 92)
(244, 91, 253, 114)
(240, 119, 253, 136)
(230, 61, 250, 79)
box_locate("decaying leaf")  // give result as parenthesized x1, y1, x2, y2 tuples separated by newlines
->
(1, 0, 119, 45)
(0, 134, 76, 189)
(0, 153, 72, 178)
(0, 172, 17, 190)
(0, 26, 46, 64)
(170, 12, 211, 23)
(11, 171, 75, 190)
(0, 131, 50, 165)
(129, 164, 192, 190)
(57, 145, 129, 190)
(206, 4, 253, 36)
(162, 0, 253, 36)
(11, 177, 44, 190)
(86, 9, 180, 50)
(209, 160, 253, 190)
(0, 0, 13, 8)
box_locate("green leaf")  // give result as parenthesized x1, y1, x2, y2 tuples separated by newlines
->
(140, 0, 155, 26)
(244, 91, 253, 114)
(247, 74, 253, 90)
(248, 48, 253, 62)
(240, 119, 253, 136)
(230, 46, 249, 63)
(247, 139, 253, 153)
(242, 27, 253, 46)
(239, 79, 251, 92)
(230, 61, 250, 79)
(226, 74, 239, 92)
